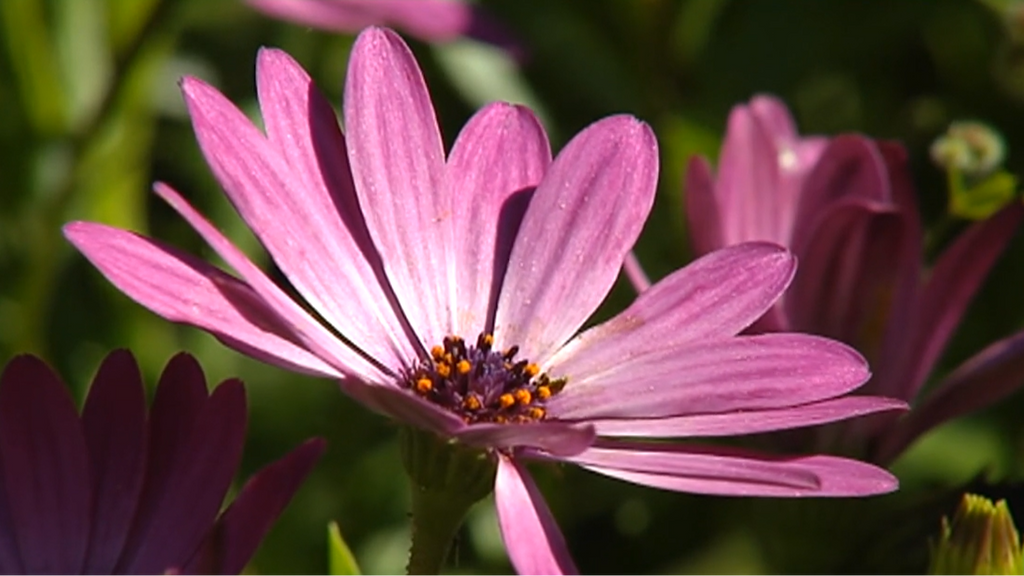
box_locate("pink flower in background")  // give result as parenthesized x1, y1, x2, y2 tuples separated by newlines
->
(684, 95, 1024, 464)
(246, 0, 524, 58)
(66, 28, 902, 574)
(0, 350, 324, 574)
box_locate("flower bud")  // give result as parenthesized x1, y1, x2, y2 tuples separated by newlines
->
(929, 493, 1024, 575)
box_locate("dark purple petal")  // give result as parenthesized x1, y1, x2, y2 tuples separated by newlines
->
(183, 438, 327, 574)
(81, 350, 148, 574)
(494, 456, 577, 575)
(0, 355, 91, 573)
(685, 156, 724, 255)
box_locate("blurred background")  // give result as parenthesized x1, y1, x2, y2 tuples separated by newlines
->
(4, 0, 1024, 572)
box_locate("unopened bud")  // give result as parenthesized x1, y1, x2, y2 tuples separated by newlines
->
(930, 121, 1006, 178)
(929, 493, 1024, 575)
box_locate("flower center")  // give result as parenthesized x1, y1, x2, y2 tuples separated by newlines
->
(402, 333, 565, 424)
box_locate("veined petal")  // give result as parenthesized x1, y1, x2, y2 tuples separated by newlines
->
(454, 421, 594, 456)
(153, 181, 392, 384)
(716, 103, 785, 244)
(555, 441, 897, 497)
(120, 379, 247, 574)
(184, 438, 326, 574)
(875, 330, 1024, 465)
(255, 47, 420, 365)
(182, 73, 411, 372)
(587, 396, 908, 438)
(546, 242, 795, 378)
(345, 27, 450, 346)
(786, 200, 906, 356)
(900, 203, 1024, 401)
(64, 222, 354, 380)
(447, 102, 551, 337)
(792, 135, 890, 250)
(0, 356, 91, 574)
(495, 456, 578, 575)
(81, 351, 148, 574)
(685, 156, 724, 255)
(548, 333, 868, 421)
(494, 115, 658, 363)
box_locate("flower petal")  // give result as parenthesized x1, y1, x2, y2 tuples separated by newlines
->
(182, 71, 412, 372)
(81, 350, 148, 574)
(685, 155, 724, 255)
(587, 396, 908, 438)
(447, 102, 551, 336)
(455, 421, 595, 456)
(64, 221, 350, 379)
(548, 333, 868, 421)
(152, 183, 390, 383)
(183, 438, 327, 574)
(0, 355, 91, 573)
(875, 330, 1024, 464)
(345, 27, 450, 346)
(747, 95, 800, 140)
(120, 376, 248, 574)
(494, 115, 658, 363)
(495, 456, 578, 575)
(900, 202, 1024, 401)
(546, 242, 795, 378)
(254, 47, 420, 366)
(557, 441, 898, 497)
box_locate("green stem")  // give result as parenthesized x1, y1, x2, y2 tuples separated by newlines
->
(406, 485, 477, 575)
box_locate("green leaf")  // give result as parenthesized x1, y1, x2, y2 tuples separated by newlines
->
(950, 170, 1018, 220)
(328, 521, 361, 575)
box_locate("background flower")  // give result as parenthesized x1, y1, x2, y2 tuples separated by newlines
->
(0, 350, 324, 574)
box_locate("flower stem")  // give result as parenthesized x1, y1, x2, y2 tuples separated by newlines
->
(406, 484, 476, 574)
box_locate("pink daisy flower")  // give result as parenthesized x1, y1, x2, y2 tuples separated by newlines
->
(65, 28, 903, 573)
(0, 350, 324, 574)
(684, 95, 1024, 464)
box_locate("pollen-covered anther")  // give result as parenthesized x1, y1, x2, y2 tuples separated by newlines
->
(401, 333, 564, 425)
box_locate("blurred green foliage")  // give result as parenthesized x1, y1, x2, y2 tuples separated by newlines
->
(4, 0, 1024, 573)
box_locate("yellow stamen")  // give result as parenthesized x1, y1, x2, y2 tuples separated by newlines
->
(463, 395, 481, 411)
(527, 407, 545, 420)
(513, 389, 532, 405)
(436, 363, 451, 378)
(524, 363, 540, 378)
(482, 333, 494, 346)
(415, 378, 433, 394)
(536, 386, 551, 400)
(499, 393, 515, 409)
(456, 360, 472, 374)
(430, 345, 444, 360)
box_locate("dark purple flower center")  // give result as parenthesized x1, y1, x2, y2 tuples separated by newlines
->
(401, 333, 564, 424)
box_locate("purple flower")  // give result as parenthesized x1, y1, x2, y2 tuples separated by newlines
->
(0, 350, 324, 574)
(245, 0, 523, 58)
(65, 28, 902, 573)
(685, 94, 1024, 463)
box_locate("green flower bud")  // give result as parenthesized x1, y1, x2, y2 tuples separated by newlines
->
(929, 493, 1024, 575)
(930, 121, 1007, 178)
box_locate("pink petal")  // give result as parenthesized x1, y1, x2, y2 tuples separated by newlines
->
(446, 102, 551, 337)
(246, 0, 524, 58)
(184, 438, 326, 574)
(81, 350, 148, 574)
(622, 251, 652, 294)
(0, 355, 91, 573)
(64, 221, 350, 379)
(747, 95, 800, 141)
(546, 242, 795, 379)
(344, 27, 450, 346)
(685, 155, 724, 255)
(548, 333, 868, 421)
(182, 72, 410, 373)
(899, 203, 1024, 401)
(792, 135, 891, 250)
(785, 200, 906, 356)
(494, 115, 658, 363)
(558, 441, 898, 497)
(875, 330, 1024, 464)
(255, 47, 420, 366)
(494, 456, 577, 575)
(715, 103, 786, 245)
(120, 378, 248, 574)
(454, 421, 595, 456)
(587, 396, 908, 438)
